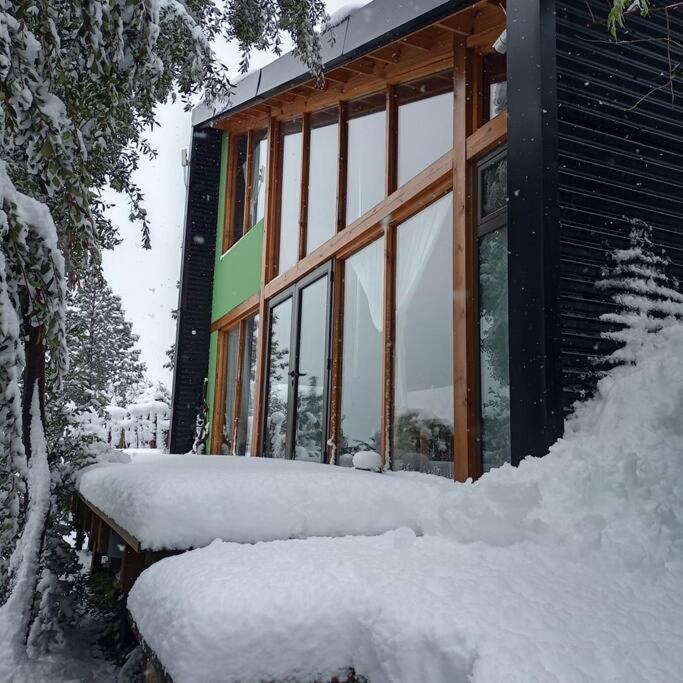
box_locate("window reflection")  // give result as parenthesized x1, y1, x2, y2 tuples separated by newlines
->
(231, 134, 248, 245)
(481, 156, 507, 218)
(339, 238, 384, 467)
(236, 314, 259, 455)
(479, 227, 511, 472)
(307, 109, 338, 254)
(279, 120, 303, 274)
(294, 277, 328, 462)
(397, 73, 453, 186)
(482, 53, 507, 122)
(346, 94, 386, 225)
(394, 193, 454, 478)
(250, 132, 267, 228)
(221, 327, 240, 455)
(265, 298, 292, 458)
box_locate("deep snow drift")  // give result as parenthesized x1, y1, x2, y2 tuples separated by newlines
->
(129, 324, 683, 682)
(77, 454, 455, 550)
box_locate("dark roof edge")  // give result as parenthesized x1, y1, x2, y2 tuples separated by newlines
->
(193, 0, 473, 128)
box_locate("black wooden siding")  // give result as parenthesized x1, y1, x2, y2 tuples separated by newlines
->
(169, 127, 222, 454)
(556, 0, 683, 409)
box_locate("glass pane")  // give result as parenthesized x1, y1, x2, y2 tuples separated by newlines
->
(346, 98, 386, 225)
(265, 299, 293, 458)
(294, 277, 328, 462)
(279, 122, 303, 273)
(236, 314, 259, 455)
(221, 327, 240, 454)
(231, 134, 248, 245)
(479, 226, 511, 472)
(397, 75, 453, 186)
(250, 132, 268, 227)
(339, 239, 384, 467)
(483, 53, 507, 122)
(307, 111, 338, 254)
(481, 156, 507, 218)
(394, 193, 454, 478)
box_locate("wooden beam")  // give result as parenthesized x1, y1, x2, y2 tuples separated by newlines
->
(210, 292, 260, 332)
(336, 101, 348, 233)
(222, 133, 237, 253)
(369, 45, 402, 64)
(120, 545, 147, 594)
(452, 37, 479, 483)
(467, 23, 506, 52)
(466, 110, 507, 160)
(78, 494, 141, 553)
(437, 12, 476, 35)
(344, 57, 377, 75)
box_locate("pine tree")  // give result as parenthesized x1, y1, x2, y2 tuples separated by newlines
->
(60, 272, 146, 412)
(597, 218, 683, 365)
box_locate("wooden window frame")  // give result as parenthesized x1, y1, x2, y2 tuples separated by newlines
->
(242, 14, 508, 478)
(223, 129, 269, 254)
(210, 296, 260, 455)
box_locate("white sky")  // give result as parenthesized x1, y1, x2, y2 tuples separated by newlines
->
(103, 1, 362, 388)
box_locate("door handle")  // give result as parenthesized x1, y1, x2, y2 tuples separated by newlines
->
(288, 370, 307, 378)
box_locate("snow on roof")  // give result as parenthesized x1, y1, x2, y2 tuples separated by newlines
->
(77, 455, 455, 551)
(129, 323, 683, 682)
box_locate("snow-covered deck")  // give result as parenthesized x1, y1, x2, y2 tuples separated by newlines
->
(77, 454, 455, 551)
(126, 325, 683, 682)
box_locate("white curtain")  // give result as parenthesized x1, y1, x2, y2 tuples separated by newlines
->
(395, 194, 452, 408)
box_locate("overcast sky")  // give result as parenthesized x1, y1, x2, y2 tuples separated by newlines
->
(103, 1, 363, 389)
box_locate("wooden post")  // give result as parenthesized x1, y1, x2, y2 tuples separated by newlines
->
(452, 36, 480, 482)
(120, 545, 147, 595)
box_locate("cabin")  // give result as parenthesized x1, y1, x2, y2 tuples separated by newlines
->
(169, 0, 683, 480)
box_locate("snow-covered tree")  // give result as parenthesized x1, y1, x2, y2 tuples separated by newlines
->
(59, 272, 146, 412)
(597, 219, 683, 365)
(1, 0, 328, 661)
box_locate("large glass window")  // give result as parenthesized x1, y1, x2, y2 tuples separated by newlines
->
(230, 134, 249, 247)
(279, 120, 303, 274)
(306, 109, 339, 254)
(221, 327, 240, 454)
(477, 152, 510, 472)
(294, 277, 329, 462)
(482, 53, 507, 123)
(265, 298, 293, 458)
(397, 73, 453, 186)
(339, 238, 384, 467)
(250, 131, 268, 228)
(346, 94, 386, 226)
(393, 193, 454, 478)
(236, 314, 259, 455)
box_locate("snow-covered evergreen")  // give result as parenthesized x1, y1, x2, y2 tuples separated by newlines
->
(59, 272, 147, 412)
(597, 218, 683, 364)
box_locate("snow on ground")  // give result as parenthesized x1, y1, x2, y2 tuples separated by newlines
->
(129, 324, 683, 682)
(77, 454, 455, 550)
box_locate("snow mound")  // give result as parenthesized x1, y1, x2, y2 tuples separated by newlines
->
(352, 450, 381, 472)
(129, 325, 683, 682)
(77, 456, 454, 550)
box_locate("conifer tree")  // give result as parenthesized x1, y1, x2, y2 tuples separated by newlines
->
(597, 218, 683, 365)
(60, 273, 146, 412)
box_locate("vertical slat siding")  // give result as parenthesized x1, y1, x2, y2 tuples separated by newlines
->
(556, 0, 683, 409)
(169, 127, 222, 454)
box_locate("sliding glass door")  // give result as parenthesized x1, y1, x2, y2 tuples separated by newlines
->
(263, 263, 332, 461)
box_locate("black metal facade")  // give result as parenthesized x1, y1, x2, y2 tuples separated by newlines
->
(168, 127, 222, 454)
(556, 0, 683, 409)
